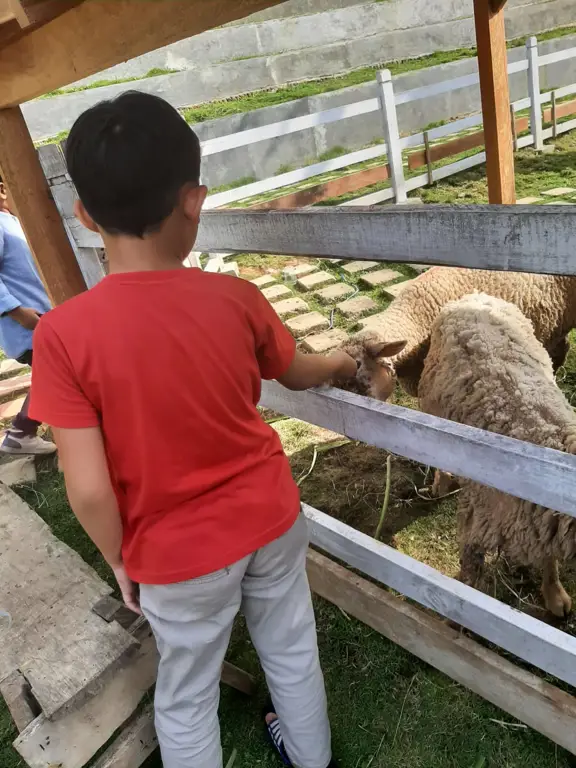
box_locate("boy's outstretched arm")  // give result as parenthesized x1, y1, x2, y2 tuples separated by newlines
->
(277, 349, 357, 391)
(54, 426, 141, 614)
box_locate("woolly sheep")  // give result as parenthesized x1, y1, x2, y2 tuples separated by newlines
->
(366, 267, 576, 396)
(418, 293, 576, 617)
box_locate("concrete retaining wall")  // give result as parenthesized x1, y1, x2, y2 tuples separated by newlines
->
(23, 0, 575, 142)
(71, 0, 566, 87)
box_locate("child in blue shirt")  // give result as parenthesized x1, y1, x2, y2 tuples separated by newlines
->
(0, 177, 56, 455)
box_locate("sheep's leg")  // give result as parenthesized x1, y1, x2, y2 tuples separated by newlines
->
(459, 544, 485, 589)
(541, 557, 572, 617)
(431, 470, 459, 497)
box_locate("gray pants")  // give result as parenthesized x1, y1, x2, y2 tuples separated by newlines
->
(140, 514, 332, 768)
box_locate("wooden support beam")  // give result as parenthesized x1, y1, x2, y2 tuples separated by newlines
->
(0, 106, 86, 304)
(0, 0, 284, 108)
(473, 0, 516, 203)
(307, 550, 576, 756)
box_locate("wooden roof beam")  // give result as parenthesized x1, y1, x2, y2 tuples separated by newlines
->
(0, 0, 284, 108)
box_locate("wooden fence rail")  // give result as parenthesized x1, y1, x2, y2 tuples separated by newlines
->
(303, 505, 576, 688)
(196, 206, 576, 275)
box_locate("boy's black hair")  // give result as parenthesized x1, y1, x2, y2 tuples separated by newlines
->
(65, 91, 201, 238)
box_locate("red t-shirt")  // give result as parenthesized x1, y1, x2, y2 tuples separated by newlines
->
(29, 269, 300, 584)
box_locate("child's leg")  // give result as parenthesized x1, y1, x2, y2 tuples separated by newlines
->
(242, 513, 331, 768)
(140, 560, 249, 768)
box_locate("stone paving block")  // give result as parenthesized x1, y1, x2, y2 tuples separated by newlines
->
(541, 187, 576, 196)
(0, 456, 36, 487)
(341, 260, 380, 274)
(360, 268, 402, 288)
(250, 274, 276, 288)
(323, 258, 345, 264)
(262, 284, 292, 301)
(283, 263, 318, 279)
(273, 297, 309, 317)
(410, 264, 430, 274)
(302, 329, 348, 353)
(337, 295, 378, 318)
(382, 279, 415, 299)
(0, 359, 28, 377)
(359, 311, 388, 332)
(297, 270, 336, 291)
(544, 201, 575, 205)
(0, 396, 26, 420)
(313, 283, 355, 303)
(516, 196, 543, 204)
(286, 312, 330, 336)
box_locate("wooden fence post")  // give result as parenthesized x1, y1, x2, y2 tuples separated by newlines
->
(526, 36, 543, 151)
(376, 69, 407, 204)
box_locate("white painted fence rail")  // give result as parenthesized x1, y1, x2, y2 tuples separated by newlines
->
(302, 505, 576, 688)
(196, 206, 576, 276)
(261, 381, 576, 519)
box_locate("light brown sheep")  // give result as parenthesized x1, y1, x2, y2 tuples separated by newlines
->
(328, 333, 406, 401)
(419, 293, 576, 617)
(367, 267, 576, 396)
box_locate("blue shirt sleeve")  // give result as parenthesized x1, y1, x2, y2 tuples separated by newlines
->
(0, 225, 22, 316)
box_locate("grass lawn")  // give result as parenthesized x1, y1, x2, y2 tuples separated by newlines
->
(4, 136, 576, 768)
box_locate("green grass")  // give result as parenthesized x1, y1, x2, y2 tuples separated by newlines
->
(40, 67, 180, 98)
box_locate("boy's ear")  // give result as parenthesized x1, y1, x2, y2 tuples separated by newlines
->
(183, 184, 208, 221)
(74, 199, 100, 233)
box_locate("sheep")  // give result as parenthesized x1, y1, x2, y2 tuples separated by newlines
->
(364, 267, 576, 396)
(328, 332, 407, 401)
(418, 292, 576, 617)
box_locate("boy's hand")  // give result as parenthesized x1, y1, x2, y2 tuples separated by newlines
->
(8, 306, 41, 330)
(112, 563, 142, 615)
(329, 350, 357, 380)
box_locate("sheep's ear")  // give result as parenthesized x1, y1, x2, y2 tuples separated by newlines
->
(367, 340, 407, 359)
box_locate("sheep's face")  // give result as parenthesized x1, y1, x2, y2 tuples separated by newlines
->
(331, 333, 407, 402)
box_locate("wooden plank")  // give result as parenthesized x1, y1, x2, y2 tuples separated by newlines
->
(0, 0, 285, 108)
(407, 116, 529, 171)
(0, 107, 86, 303)
(91, 703, 157, 768)
(473, 0, 516, 203)
(543, 97, 576, 123)
(0, 670, 40, 732)
(221, 661, 256, 696)
(259, 381, 576, 519)
(0, 373, 30, 400)
(307, 549, 576, 756)
(0, 482, 139, 722)
(15, 623, 158, 768)
(10, 0, 81, 27)
(196, 207, 576, 276)
(303, 505, 576, 688)
(251, 164, 390, 210)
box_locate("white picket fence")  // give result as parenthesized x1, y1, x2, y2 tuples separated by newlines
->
(195, 35, 576, 270)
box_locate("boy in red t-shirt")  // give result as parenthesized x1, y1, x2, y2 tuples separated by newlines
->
(29, 92, 357, 768)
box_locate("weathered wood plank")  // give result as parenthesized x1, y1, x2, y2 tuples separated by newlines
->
(259, 381, 576, 519)
(251, 164, 390, 210)
(0, 670, 40, 732)
(473, 0, 516, 203)
(0, 0, 286, 108)
(543, 97, 576, 123)
(14, 623, 158, 768)
(303, 505, 576, 687)
(407, 116, 529, 171)
(0, 483, 138, 721)
(0, 107, 86, 303)
(0, 372, 30, 400)
(90, 702, 157, 768)
(195, 207, 576, 276)
(307, 549, 576, 756)
(221, 662, 256, 696)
